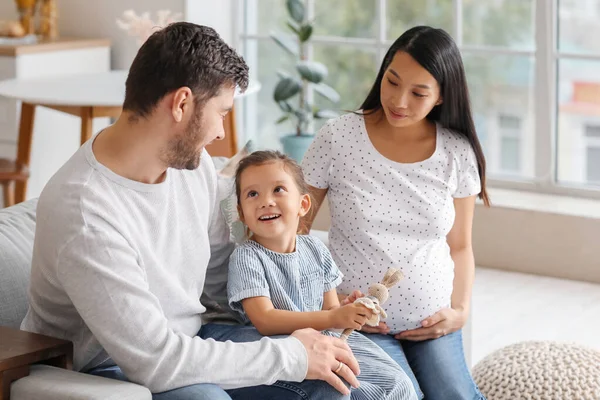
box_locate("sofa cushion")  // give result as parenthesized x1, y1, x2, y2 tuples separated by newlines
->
(0, 199, 38, 328)
(11, 365, 151, 400)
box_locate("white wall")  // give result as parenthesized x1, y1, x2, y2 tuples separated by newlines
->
(0, 1, 189, 69)
(0, 1, 238, 68)
(58, 0, 186, 69)
(185, 0, 235, 46)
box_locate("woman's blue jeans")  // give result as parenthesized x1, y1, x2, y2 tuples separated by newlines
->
(361, 330, 485, 400)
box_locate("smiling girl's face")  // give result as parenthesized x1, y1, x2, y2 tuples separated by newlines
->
(238, 161, 310, 241)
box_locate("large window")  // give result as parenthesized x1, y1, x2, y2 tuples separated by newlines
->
(557, 0, 600, 190)
(237, 0, 600, 197)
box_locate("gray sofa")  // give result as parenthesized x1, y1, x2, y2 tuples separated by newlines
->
(0, 199, 151, 399)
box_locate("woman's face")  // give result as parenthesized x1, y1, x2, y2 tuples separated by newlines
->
(379, 51, 442, 128)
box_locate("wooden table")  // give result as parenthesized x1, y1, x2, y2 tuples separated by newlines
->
(0, 71, 260, 203)
(0, 326, 72, 400)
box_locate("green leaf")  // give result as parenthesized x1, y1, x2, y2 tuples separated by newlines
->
(286, 21, 300, 35)
(276, 115, 290, 124)
(298, 24, 313, 42)
(296, 61, 327, 83)
(294, 109, 312, 132)
(314, 109, 338, 119)
(286, 0, 305, 23)
(270, 32, 299, 56)
(274, 78, 301, 102)
(276, 69, 292, 79)
(314, 82, 340, 103)
(278, 101, 294, 113)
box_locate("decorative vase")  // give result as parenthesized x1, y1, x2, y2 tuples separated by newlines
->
(15, 0, 38, 35)
(38, 0, 58, 39)
(281, 134, 314, 164)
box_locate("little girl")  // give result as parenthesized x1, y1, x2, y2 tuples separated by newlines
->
(227, 150, 418, 400)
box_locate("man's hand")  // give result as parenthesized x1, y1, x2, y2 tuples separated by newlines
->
(292, 328, 360, 395)
(329, 304, 372, 330)
(395, 307, 467, 341)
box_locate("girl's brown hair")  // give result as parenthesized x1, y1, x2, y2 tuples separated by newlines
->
(235, 150, 309, 205)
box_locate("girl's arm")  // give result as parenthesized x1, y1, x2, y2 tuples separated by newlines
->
(242, 293, 369, 336)
(323, 288, 341, 310)
(299, 186, 328, 234)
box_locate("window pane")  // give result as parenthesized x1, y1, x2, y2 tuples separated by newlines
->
(462, 0, 535, 50)
(499, 114, 522, 132)
(386, 0, 453, 42)
(313, 44, 378, 115)
(314, 0, 377, 38)
(241, 39, 297, 151)
(501, 137, 521, 172)
(558, 0, 600, 55)
(463, 54, 535, 178)
(586, 147, 600, 185)
(586, 125, 600, 138)
(557, 59, 600, 187)
(243, 0, 288, 36)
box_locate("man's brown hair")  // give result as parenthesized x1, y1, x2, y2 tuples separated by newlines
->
(123, 22, 249, 119)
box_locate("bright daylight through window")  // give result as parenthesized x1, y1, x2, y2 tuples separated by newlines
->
(237, 0, 600, 196)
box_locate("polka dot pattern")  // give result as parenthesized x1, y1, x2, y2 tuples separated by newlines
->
(302, 113, 481, 334)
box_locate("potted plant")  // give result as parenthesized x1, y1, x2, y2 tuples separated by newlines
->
(271, 0, 340, 162)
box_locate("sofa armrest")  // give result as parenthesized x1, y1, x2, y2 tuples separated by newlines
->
(1, 326, 73, 399)
(0, 327, 72, 370)
(11, 365, 151, 400)
(309, 229, 329, 246)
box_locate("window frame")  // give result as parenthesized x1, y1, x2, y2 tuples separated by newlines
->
(235, 0, 600, 199)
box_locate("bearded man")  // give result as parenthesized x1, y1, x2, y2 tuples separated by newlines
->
(21, 22, 359, 400)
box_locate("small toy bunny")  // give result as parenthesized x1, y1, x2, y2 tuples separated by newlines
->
(340, 268, 404, 341)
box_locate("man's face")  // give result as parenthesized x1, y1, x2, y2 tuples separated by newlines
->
(166, 85, 235, 170)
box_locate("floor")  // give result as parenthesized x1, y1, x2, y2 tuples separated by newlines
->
(471, 267, 600, 366)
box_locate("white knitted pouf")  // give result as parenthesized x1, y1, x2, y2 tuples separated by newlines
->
(473, 341, 600, 400)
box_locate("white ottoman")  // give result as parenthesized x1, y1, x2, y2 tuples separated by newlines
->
(473, 341, 600, 399)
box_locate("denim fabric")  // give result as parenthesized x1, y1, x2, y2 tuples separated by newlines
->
(362, 330, 485, 400)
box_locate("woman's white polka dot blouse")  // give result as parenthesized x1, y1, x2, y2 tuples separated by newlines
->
(302, 112, 481, 333)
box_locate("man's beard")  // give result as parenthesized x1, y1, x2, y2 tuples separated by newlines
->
(165, 110, 205, 170)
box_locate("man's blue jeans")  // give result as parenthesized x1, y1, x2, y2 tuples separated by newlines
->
(362, 330, 485, 400)
(88, 323, 350, 400)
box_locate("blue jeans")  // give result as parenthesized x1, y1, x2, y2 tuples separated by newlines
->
(89, 324, 350, 400)
(88, 365, 231, 400)
(201, 324, 351, 400)
(362, 330, 485, 400)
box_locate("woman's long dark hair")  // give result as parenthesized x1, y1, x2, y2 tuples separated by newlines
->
(360, 26, 490, 206)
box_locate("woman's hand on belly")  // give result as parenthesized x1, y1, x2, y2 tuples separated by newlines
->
(393, 306, 467, 341)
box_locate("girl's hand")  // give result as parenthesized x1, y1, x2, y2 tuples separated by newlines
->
(340, 291, 390, 334)
(394, 307, 467, 341)
(339, 290, 365, 306)
(359, 321, 390, 335)
(330, 303, 372, 330)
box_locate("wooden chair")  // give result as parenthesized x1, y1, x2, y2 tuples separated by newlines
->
(0, 104, 236, 208)
(205, 107, 238, 158)
(0, 159, 29, 208)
